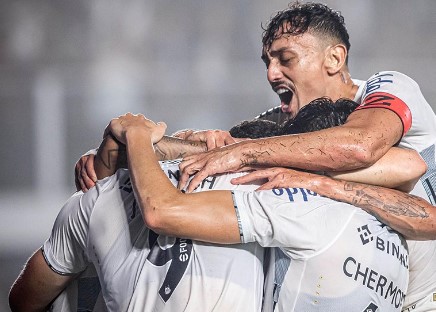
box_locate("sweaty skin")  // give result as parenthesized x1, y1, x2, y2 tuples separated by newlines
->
(178, 107, 402, 192)
(177, 29, 404, 192)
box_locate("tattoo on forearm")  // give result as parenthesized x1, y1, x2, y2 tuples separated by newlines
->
(344, 182, 429, 219)
(241, 150, 272, 166)
(344, 182, 354, 191)
(154, 136, 207, 160)
(154, 145, 168, 160)
(161, 136, 206, 148)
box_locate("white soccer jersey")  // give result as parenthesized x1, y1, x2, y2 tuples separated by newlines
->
(353, 71, 436, 311)
(233, 187, 409, 312)
(43, 161, 264, 312)
(257, 70, 436, 311)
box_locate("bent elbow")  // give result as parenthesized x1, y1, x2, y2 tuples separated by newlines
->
(397, 157, 427, 193)
(347, 147, 377, 168)
(140, 197, 163, 231)
(417, 158, 428, 177)
(140, 196, 178, 235)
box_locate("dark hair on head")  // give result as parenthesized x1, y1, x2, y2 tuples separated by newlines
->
(262, 2, 351, 64)
(280, 97, 358, 134)
(229, 119, 280, 139)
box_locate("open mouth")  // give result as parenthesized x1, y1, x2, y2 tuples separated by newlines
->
(276, 88, 293, 112)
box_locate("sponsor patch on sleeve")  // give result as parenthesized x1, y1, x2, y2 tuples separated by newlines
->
(355, 92, 412, 136)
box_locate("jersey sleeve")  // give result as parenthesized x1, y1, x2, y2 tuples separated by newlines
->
(232, 188, 354, 259)
(42, 190, 96, 275)
(354, 71, 420, 137)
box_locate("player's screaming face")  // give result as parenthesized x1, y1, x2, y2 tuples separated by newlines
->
(262, 27, 332, 118)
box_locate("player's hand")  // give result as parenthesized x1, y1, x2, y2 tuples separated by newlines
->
(172, 129, 195, 140)
(74, 153, 97, 192)
(178, 144, 249, 192)
(105, 113, 167, 145)
(231, 167, 321, 191)
(175, 129, 236, 150)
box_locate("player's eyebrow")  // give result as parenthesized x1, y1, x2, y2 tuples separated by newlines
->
(261, 46, 295, 62)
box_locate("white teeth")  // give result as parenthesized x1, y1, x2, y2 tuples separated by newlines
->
(276, 88, 290, 95)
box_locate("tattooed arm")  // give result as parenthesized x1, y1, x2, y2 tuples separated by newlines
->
(94, 134, 207, 180)
(232, 168, 436, 240)
(312, 177, 434, 240)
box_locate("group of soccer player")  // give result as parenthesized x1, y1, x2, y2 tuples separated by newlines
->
(9, 2, 436, 312)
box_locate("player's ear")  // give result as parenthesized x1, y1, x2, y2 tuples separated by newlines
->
(324, 44, 347, 75)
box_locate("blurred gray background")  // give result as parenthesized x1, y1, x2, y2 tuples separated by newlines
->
(1, 0, 435, 309)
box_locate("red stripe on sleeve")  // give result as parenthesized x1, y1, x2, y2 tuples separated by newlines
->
(355, 92, 412, 136)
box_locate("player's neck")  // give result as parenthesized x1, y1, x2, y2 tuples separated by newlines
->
(329, 71, 358, 101)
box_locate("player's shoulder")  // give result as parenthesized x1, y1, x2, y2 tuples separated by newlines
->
(71, 169, 131, 215)
(364, 71, 419, 88)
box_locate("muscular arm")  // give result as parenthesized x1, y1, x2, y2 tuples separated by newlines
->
(235, 168, 436, 240)
(180, 108, 403, 192)
(239, 108, 402, 171)
(308, 175, 435, 240)
(126, 129, 240, 243)
(106, 115, 241, 244)
(9, 249, 76, 312)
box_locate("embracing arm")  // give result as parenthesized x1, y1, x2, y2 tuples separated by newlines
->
(9, 249, 76, 312)
(326, 146, 427, 192)
(108, 114, 241, 243)
(307, 175, 435, 240)
(233, 168, 435, 240)
(180, 108, 403, 192)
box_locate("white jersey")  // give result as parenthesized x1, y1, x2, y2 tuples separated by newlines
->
(353, 71, 436, 311)
(43, 161, 264, 312)
(233, 187, 409, 312)
(258, 70, 436, 311)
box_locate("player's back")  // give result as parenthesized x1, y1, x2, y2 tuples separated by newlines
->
(87, 167, 264, 311)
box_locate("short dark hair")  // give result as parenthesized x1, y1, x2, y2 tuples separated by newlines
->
(229, 119, 280, 139)
(280, 97, 358, 135)
(262, 2, 351, 63)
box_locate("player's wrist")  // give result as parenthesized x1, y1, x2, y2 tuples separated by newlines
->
(125, 127, 153, 146)
(307, 173, 333, 193)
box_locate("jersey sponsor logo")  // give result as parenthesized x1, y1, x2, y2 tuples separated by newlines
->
(272, 187, 318, 202)
(363, 302, 379, 312)
(147, 230, 193, 303)
(343, 256, 406, 309)
(358, 225, 373, 244)
(357, 225, 408, 269)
